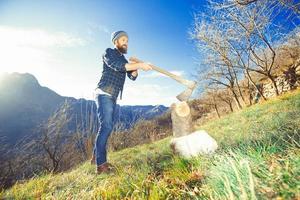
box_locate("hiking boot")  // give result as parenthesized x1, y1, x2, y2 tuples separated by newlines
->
(96, 162, 115, 174)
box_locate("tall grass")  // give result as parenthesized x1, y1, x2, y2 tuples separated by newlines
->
(1, 89, 300, 199)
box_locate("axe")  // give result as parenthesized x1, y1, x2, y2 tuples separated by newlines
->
(129, 57, 197, 101)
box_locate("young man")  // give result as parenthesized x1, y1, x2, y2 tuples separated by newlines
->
(92, 30, 152, 174)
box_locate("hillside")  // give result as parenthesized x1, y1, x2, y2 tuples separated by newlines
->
(1, 89, 300, 199)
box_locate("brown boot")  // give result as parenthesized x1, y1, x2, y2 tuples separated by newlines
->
(96, 162, 115, 174)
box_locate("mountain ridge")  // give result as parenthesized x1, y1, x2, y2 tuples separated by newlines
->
(0, 72, 168, 145)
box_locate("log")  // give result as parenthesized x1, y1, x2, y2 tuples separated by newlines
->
(170, 101, 192, 137)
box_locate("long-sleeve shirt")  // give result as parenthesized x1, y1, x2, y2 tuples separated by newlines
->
(96, 47, 137, 100)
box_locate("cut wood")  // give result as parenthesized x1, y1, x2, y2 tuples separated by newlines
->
(170, 101, 192, 137)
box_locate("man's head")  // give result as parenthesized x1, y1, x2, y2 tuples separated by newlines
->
(111, 31, 128, 54)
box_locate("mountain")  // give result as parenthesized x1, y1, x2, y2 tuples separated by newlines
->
(114, 104, 169, 129)
(0, 72, 66, 145)
(0, 72, 168, 145)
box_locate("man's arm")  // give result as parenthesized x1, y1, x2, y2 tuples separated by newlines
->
(126, 58, 138, 81)
(102, 48, 128, 72)
(103, 48, 151, 72)
(124, 62, 144, 71)
(125, 56, 154, 72)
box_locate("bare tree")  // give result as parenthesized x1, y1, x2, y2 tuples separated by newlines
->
(215, 89, 235, 112)
(35, 103, 72, 172)
(198, 89, 223, 118)
(233, 0, 300, 16)
(190, 9, 248, 109)
(275, 29, 300, 89)
(191, 0, 298, 103)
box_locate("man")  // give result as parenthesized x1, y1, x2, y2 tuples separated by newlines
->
(92, 30, 152, 174)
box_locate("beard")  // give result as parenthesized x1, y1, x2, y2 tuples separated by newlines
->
(117, 44, 127, 54)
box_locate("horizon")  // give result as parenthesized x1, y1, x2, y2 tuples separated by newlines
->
(0, 71, 171, 107)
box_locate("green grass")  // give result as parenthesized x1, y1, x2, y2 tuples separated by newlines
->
(1, 89, 300, 200)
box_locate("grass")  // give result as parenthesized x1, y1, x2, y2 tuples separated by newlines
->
(1, 89, 300, 199)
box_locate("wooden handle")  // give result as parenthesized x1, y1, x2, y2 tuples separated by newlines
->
(129, 57, 194, 88)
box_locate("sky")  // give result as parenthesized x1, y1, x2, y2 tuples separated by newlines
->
(0, 0, 206, 106)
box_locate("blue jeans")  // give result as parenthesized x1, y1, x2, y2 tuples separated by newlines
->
(93, 94, 117, 166)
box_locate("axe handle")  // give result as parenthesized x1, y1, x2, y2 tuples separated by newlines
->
(129, 57, 193, 87)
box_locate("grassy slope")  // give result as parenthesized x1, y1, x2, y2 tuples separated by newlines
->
(1, 89, 300, 200)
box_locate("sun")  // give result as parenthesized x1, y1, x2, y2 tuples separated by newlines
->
(0, 43, 44, 74)
(0, 26, 50, 75)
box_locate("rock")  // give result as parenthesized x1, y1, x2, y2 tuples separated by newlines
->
(170, 130, 218, 158)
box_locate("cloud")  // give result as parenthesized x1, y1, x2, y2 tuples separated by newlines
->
(87, 22, 110, 35)
(117, 83, 178, 106)
(143, 70, 185, 78)
(0, 26, 87, 79)
(0, 26, 87, 48)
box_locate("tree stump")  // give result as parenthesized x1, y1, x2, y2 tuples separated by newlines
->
(170, 101, 192, 137)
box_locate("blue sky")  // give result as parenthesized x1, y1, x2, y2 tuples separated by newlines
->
(0, 0, 206, 106)
(0, 0, 298, 106)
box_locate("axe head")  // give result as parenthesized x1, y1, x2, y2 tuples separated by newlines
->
(176, 81, 197, 102)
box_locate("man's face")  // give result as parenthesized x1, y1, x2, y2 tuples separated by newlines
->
(115, 35, 128, 54)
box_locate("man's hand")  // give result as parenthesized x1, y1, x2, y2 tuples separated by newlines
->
(139, 62, 152, 71)
(131, 70, 138, 77)
(129, 57, 152, 71)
